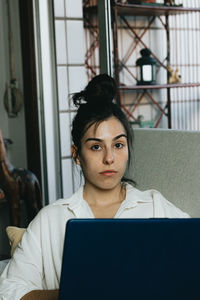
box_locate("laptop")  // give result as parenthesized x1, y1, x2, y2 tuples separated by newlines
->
(59, 218, 200, 300)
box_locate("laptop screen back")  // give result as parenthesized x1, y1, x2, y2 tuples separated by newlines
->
(59, 218, 200, 300)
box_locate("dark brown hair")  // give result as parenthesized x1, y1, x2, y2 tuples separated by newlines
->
(71, 74, 134, 183)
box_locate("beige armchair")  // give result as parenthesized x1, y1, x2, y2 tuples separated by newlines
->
(126, 128, 200, 217)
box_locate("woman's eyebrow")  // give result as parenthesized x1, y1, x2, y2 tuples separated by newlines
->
(85, 134, 127, 143)
(113, 134, 127, 141)
(85, 138, 102, 143)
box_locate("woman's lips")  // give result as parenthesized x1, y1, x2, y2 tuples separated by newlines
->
(99, 170, 117, 176)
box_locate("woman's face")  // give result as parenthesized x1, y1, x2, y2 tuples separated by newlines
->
(73, 116, 129, 191)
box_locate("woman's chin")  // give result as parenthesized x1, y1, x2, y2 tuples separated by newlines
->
(94, 181, 122, 191)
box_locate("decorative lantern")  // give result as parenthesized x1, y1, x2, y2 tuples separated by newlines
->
(136, 48, 157, 85)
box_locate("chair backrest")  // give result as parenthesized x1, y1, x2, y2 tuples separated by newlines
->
(125, 128, 200, 217)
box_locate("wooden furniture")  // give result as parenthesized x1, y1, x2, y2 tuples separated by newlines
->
(0, 129, 43, 226)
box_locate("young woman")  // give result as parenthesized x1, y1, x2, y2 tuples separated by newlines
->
(0, 74, 189, 300)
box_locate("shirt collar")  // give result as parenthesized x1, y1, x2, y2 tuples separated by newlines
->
(52, 186, 84, 210)
(53, 183, 152, 213)
(117, 183, 152, 210)
(53, 186, 95, 218)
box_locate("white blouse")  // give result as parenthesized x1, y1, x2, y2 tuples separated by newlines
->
(0, 184, 189, 300)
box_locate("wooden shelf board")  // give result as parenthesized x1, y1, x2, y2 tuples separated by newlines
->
(119, 83, 200, 90)
(84, 4, 200, 17)
(115, 3, 200, 16)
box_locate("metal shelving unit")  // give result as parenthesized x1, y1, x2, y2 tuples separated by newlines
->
(83, 1, 200, 129)
(112, 1, 200, 128)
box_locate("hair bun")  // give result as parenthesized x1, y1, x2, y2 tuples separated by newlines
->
(72, 74, 117, 107)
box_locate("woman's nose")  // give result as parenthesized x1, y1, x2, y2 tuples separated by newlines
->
(103, 149, 114, 165)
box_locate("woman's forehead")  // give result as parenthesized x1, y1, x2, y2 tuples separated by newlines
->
(83, 117, 126, 140)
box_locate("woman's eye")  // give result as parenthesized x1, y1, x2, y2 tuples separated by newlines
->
(91, 144, 101, 151)
(115, 143, 124, 149)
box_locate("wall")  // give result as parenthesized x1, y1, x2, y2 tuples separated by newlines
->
(0, 0, 27, 256)
(0, 0, 27, 167)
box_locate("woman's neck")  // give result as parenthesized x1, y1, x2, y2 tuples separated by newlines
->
(83, 182, 126, 207)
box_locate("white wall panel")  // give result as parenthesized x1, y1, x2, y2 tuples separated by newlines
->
(57, 66, 69, 110)
(66, 20, 85, 64)
(60, 113, 71, 157)
(53, 0, 87, 197)
(68, 66, 87, 94)
(54, 0, 65, 17)
(65, 0, 83, 18)
(62, 159, 73, 198)
(55, 20, 67, 64)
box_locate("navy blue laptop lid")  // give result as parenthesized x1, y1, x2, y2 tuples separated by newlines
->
(59, 218, 200, 300)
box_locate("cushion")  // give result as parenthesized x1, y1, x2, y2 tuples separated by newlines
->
(6, 226, 26, 256)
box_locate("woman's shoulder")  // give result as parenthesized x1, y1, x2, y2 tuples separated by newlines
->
(151, 189, 190, 218)
(36, 186, 84, 217)
(26, 189, 84, 237)
(126, 183, 190, 218)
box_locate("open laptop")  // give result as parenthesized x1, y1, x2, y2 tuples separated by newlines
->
(59, 218, 200, 300)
